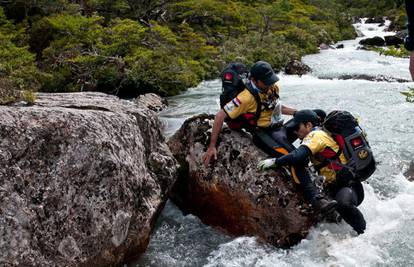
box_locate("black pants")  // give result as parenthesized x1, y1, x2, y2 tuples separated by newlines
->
(253, 126, 320, 201)
(329, 181, 366, 234)
(253, 126, 296, 157)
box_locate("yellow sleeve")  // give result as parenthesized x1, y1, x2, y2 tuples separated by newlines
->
(223, 90, 254, 119)
(301, 131, 326, 155)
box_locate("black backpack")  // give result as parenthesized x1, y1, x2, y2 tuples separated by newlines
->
(322, 110, 376, 181)
(220, 62, 261, 131)
(219, 62, 248, 108)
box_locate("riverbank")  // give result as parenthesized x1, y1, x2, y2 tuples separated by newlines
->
(3, 0, 403, 104)
(134, 18, 414, 267)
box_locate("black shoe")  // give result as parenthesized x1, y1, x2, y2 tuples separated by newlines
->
(312, 198, 337, 214)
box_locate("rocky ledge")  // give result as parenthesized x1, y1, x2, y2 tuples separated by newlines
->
(0, 92, 177, 266)
(168, 114, 318, 248)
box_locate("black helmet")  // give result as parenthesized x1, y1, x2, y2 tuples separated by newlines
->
(312, 109, 326, 123)
(293, 109, 319, 126)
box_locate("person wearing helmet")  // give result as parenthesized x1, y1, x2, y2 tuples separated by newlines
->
(202, 61, 297, 166)
(258, 109, 366, 235)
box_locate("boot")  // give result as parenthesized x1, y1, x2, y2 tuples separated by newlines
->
(311, 197, 337, 214)
(324, 210, 342, 223)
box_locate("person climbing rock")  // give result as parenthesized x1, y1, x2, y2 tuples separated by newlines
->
(202, 61, 297, 166)
(259, 110, 368, 234)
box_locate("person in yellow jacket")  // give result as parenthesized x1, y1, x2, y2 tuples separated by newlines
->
(258, 110, 366, 235)
(203, 62, 337, 214)
(203, 60, 297, 166)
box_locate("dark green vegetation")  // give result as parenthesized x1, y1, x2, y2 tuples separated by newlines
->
(369, 46, 410, 58)
(0, 0, 407, 102)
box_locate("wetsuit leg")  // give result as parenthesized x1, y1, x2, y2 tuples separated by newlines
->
(294, 164, 319, 201)
(253, 127, 294, 157)
(334, 184, 366, 234)
(252, 129, 282, 157)
(254, 127, 320, 202)
(268, 127, 296, 152)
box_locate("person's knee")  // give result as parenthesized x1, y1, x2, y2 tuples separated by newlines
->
(335, 187, 358, 206)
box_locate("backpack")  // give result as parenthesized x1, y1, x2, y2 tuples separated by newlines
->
(219, 62, 261, 131)
(321, 110, 376, 181)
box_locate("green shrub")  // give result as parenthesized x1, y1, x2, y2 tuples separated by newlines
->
(369, 46, 410, 58)
(221, 32, 299, 71)
(2, 0, 400, 97)
(0, 7, 40, 104)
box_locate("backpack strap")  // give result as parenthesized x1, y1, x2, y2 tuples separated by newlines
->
(245, 82, 262, 122)
(314, 147, 342, 171)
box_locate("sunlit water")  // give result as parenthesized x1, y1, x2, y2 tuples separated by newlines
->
(134, 21, 414, 267)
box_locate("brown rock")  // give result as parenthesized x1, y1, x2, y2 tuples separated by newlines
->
(405, 162, 414, 181)
(0, 92, 178, 266)
(284, 60, 311, 76)
(168, 114, 317, 248)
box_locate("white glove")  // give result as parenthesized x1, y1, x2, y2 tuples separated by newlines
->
(258, 158, 277, 171)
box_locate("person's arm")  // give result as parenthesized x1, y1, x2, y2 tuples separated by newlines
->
(276, 145, 311, 166)
(405, 0, 414, 80)
(202, 109, 227, 166)
(281, 105, 297, 116)
(258, 145, 311, 170)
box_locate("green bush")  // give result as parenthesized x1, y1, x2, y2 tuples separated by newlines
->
(1, 0, 401, 97)
(0, 7, 40, 104)
(221, 32, 299, 71)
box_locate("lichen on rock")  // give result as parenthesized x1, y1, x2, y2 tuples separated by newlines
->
(0, 92, 178, 266)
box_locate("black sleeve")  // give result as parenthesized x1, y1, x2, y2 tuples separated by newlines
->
(405, 0, 414, 51)
(275, 145, 311, 166)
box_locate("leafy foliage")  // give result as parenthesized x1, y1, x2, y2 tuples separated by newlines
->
(0, 7, 41, 104)
(369, 46, 410, 58)
(0, 0, 402, 99)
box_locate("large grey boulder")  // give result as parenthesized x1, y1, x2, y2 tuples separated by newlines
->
(168, 114, 318, 248)
(0, 92, 178, 266)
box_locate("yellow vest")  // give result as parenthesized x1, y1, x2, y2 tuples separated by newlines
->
(223, 83, 280, 128)
(301, 129, 348, 184)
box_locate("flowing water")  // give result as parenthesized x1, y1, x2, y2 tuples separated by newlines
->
(134, 21, 414, 267)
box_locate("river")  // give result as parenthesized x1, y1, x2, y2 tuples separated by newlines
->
(134, 20, 414, 267)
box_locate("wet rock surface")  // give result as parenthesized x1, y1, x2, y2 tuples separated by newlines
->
(405, 162, 414, 181)
(321, 74, 410, 83)
(365, 17, 385, 24)
(0, 92, 178, 266)
(359, 36, 385, 46)
(168, 114, 317, 248)
(384, 35, 404, 47)
(284, 60, 311, 76)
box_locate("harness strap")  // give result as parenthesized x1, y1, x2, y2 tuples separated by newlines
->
(245, 82, 262, 123)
